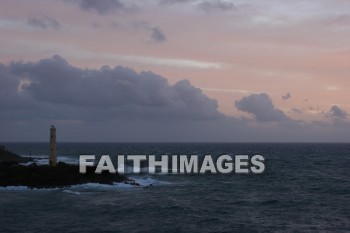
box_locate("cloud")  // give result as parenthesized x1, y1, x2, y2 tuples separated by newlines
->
(329, 105, 348, 119)
(69, 0, 126, 15)
(197, 0, 235, 12)
(2, 56, 350, 142)
(159, 0, 235, 12)
(282, 92, 291, 100)
(159, 0, 193, 5)
(235, 93, 288, 122)
(200, 87, 251, 94)
(150, 27, 167, 43)
(110, 54, 222, 69)
(132, 21, 167, 43)
(3, 55, 223, 121)
(291, 108, 302, 114)
(27, 15, 61, 30)
(91, 22, 102, 28)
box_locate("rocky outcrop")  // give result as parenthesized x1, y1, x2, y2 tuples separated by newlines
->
(0, 146, 135, 188)
(0, 161, 133, 188)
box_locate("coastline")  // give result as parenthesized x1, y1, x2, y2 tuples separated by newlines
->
(0, 146, 138, 189)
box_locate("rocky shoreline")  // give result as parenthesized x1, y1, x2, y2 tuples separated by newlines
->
(0, 146, 137, 189)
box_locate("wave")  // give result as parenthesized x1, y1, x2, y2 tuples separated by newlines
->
(67, 177, 171, 191)
(0, 176, 171, 193)
(20, 155, 79, 166)
(130, 177, 172, 186)
(62, 190, 81, 195)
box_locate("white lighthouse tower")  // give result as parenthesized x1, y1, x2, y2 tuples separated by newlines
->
(49, 125, 57, 167)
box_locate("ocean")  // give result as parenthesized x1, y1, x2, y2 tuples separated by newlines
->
(0, 143, 349, 232)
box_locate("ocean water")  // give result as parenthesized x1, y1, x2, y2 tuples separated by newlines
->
(0, 143, 349, 233)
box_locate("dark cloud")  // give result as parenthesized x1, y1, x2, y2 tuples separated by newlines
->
(282, 92, 291, 100)
(2, 56, 350, 142)
(235, 93, 288, 122)
(68, 0, 126, 15)
(329, 105, 348, 119)
(3, 55, 222, 121)
(150, 27, 167, 43)
(27, 15, 61, 30)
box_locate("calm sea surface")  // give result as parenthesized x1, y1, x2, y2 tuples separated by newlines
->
(0, 143, 349, 233)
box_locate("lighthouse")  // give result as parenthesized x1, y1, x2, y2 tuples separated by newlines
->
(49, 125, 57, 167)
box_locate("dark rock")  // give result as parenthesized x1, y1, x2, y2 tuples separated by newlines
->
(0, 146, 136, 189)
(0, 161, 131, 188)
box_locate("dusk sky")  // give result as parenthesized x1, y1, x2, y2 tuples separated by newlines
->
(1, 0, 349, 142)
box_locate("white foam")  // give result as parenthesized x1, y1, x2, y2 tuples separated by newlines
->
(0, 177, 170, 192)
(63, 190, 81, 195)
(65, 177, 171, 191)
(58, 155, 79, 165)
(19, 162, 34, 166)
(68, 182, 140, 191)
(20, 155, 79, 166)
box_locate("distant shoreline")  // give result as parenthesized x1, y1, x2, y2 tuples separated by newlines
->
(0, 146, 33, 163)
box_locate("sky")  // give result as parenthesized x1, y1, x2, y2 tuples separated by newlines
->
(0, 0, 349, 142)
